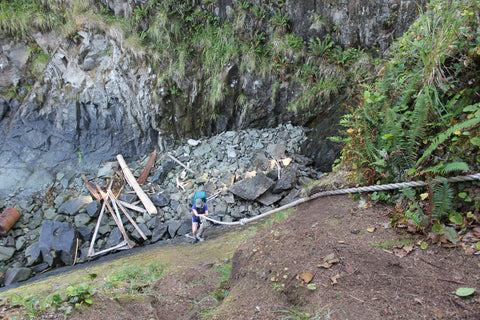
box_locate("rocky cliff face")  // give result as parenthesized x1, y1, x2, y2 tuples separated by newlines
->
(0, 0, 424, 199)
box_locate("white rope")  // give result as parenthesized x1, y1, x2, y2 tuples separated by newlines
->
(202, 172, 480, 227)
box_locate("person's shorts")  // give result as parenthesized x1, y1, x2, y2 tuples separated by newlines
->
(192, 215, 202, 223)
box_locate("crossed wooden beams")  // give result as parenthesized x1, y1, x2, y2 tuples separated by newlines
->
(83, 152, 196, 258)
(84, 154, 155, 258)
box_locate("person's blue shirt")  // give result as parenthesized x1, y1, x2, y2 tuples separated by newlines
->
(192, 204, 208, 215)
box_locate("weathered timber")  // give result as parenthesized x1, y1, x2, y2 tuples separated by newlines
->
(108, 190, 147, 240)
(138, 150, 156, 185)
(117, 154, 158, 215)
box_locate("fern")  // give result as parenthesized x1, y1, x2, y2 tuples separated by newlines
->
(405, 207, 423, 229)
(421, 161, 470, 175)
(401, 187, 416, 201)
(431, 177, 454, 221)
(414, 112, 480, 168)
(405, 89, 430, 167)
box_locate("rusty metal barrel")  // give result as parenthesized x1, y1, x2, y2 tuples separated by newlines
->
(0, 207, 21, 235)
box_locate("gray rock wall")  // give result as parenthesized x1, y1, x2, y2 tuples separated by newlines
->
(0, 0, 424, 199)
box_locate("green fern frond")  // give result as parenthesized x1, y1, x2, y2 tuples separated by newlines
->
(405, 208, 423, 229)
(422, 161, 469, 175)
(415, 112, 480, 168)
(401, 187, 416, 201)
(405, 90, 429, 167)
(431, 177, 454, 221)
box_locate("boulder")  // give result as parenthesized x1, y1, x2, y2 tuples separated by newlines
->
(86, 200, 99, 217)
(105, 228, 124, 248)
(58, 196, 93, 215)
(76, 225, 93, 242)
(74, 213, 91, 227)
(272, 164, 298, 193)
(131, 223, 152, 241)
(3, 267, 32, 286)
(176, 219, 191, 236)
(167, 221, 180, 238)
(229, 173, 274, 201)
(146, 216, 161, 230)
(151, 192, 170, 207)
(38, 220, 77, 266)
(152, 161, 175, 185)
(0, 246, 16, 262)
(257, 192, 283, 206)
(25, 242, 42, 266)
(151, 224, 168, 242)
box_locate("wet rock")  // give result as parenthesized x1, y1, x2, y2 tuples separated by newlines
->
(4, 267, 32, 286)
(58, 196, 93, 215)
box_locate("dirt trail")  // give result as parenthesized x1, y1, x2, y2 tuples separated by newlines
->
(1, 195, 479, 319)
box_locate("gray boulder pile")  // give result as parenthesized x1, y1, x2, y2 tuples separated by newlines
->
(0, 124, 322, 286)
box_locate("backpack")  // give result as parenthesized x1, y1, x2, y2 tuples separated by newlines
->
(190, 190, 207, 211)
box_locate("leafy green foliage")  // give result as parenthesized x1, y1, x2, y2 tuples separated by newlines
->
(431, 178, 454, 222)
(64, 284, 94, 308)
(338, 0, 480, 182)
(335, 0, 480, 236)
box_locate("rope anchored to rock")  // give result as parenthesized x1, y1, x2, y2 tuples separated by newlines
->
(202, 172, 480, 227)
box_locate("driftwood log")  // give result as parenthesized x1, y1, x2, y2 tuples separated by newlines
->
(138, 150, 156, 185)
(117, 154, 158, 215)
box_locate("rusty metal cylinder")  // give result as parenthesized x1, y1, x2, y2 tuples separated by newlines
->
(0, 207, 21, 235)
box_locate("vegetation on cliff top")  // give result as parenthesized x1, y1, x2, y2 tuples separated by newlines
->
(0, 0, 370, 124)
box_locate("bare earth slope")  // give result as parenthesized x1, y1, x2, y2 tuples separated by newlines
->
(1, 195, 479, 319)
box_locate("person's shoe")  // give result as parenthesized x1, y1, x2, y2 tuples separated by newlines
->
(193, 238, 198, 244)
(197, 235, 204, 242)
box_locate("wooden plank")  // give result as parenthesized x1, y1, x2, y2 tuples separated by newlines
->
(108, 190, 147, 240)
(167, 152, 196, 175)
(87, 179, 113, 257)
(81, 174, 101, 200)
(138, 150, 156, 185)
(117, 154, 158, 215)
(117, 200, 147, 214)
(87, 200, 106, 257)
(96, 184, 135, 249)
(88, 240, 130, 257)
